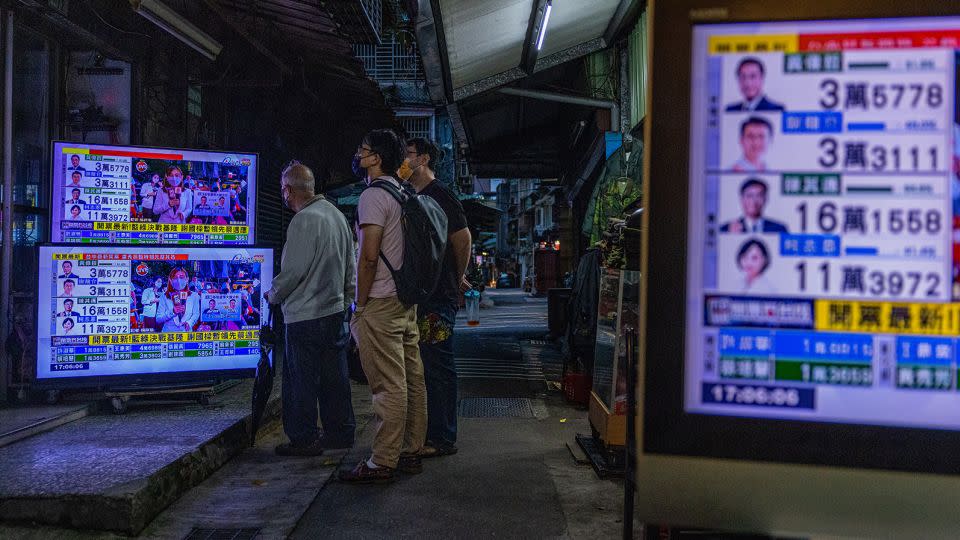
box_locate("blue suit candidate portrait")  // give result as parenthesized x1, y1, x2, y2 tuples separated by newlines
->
(725, 57, 785, 112)
(720, 178, 788, 234)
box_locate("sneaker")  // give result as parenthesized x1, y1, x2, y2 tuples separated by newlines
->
(419, 441, 458, 459)
(396, 453, 423, 474)
(339, 461, 395, 484)
(275, 439, 325, 457)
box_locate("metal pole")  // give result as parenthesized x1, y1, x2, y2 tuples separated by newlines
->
(622, 324, 637, 540)
(0, 9, 13, 402)
(497, 87, 621, 132)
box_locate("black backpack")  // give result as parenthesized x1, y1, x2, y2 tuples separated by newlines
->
(369, 179, 448, 306)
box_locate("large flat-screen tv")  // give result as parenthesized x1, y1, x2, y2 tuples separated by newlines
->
(50, 142, 257, 245)
(639, 1, 960, 537)
(35, 245, 273, 387)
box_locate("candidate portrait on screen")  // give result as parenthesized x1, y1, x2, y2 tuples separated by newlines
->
(60, 317, 76, 336)
(736, 238, 776, 294)
(732, 116, 773, 172)
(60, 279, 76, 297)
(720, 178, 787, 234)
(65, 188, 86, 206)
(58, 261, 79, 279)
(57, 299, 76, 318)
(203, 298, 220, 316)
(66, 171, 84, 187)
(67, 154, 85, 172)
(725, 57, 785, 112)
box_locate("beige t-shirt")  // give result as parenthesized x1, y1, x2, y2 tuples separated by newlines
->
(356, 176, 403, 298)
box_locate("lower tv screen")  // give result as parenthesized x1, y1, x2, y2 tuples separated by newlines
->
(35, 245, 274, 385)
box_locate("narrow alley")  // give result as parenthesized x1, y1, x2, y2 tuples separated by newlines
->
(0, 290, 632, 540)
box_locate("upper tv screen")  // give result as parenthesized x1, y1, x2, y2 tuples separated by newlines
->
(51, 142, 257, 246)
(685, 17, 960, 430)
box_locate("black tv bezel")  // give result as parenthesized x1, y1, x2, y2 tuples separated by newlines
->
(643, 0, 960, 475)
(49, 140, 260, 247)
(32, 243, 275, 390)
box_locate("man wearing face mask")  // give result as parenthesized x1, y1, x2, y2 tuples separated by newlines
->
(340, 129, 427, 484)
(400, 138, 472, 459)
(265, 161, 357, 456)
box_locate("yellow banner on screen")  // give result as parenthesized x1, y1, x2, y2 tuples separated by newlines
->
(88, 330, 260, 345)
(814, 300, 960, 335)
(709, 34, 798, 54)
(93, 222, 249, 234)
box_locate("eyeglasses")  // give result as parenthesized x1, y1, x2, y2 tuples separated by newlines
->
(357, 146, 377, 157)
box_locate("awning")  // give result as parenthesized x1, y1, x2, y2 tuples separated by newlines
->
(412, 0, 640, 179)
(462, 198, 503, 231)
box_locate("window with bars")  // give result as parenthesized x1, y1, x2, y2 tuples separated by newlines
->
(353, 33, 422, 83)
(400, 115, 432, 140)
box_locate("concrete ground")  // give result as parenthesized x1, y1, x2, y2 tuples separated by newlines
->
(290, 392, 635, 540)
(2, 289, 639, 539)
(292, 289, 637, 539)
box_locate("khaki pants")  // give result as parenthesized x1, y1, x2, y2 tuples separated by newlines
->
(350, 296, 426, 468)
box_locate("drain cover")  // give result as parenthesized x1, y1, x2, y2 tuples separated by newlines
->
(458, 397, 535, 418)
(184, 528, 261, 540)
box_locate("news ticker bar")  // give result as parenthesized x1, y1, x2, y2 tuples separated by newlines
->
(709, 29, 960, 54)
(92, 222, 249, 234)
(86, 330, 260, 345)
(62, 147, 184, 160)
(52, 253, 187, 261)
(815, 301, 960, 335)
(708, 296, 960, 335)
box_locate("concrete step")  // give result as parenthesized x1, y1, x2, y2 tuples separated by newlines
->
(0, 377, 281, 535)
(0, 403, 94, 449)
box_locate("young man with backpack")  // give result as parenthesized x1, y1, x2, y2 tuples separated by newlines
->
(401, 138, 472, 458)
(340, 129, 447, 483)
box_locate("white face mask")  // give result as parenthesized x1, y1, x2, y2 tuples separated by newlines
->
(171, 277, 188, 290)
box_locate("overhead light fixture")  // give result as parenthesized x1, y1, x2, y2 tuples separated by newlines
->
(521, 0, 553, 74)
(536, 0, 553, 51)
(130, 0, 223, 60)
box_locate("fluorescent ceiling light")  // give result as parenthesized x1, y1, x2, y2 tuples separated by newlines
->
(536, 1, 552, 51)
(130, 0, 223, 60)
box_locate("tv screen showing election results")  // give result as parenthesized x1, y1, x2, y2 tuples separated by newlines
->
(51, 142, 256, 246)
(686, 17, 960, 431)
(35, 245, 273, 383)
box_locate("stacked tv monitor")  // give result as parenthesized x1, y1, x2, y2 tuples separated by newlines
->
(37, 143, 270, 387)
(640, 1, 960, 537)
(51, 142, 256, 245)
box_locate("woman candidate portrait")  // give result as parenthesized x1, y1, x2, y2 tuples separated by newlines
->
(736, 238, 777, 294)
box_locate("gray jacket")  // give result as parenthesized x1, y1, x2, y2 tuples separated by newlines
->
(268, 195, 356, 324)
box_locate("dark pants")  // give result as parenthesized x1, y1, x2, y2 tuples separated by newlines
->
(282, 312, 355, 446)
(420, 304, 458, 446)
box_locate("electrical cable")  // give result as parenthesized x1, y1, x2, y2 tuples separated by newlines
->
(83, 0, 153, 39)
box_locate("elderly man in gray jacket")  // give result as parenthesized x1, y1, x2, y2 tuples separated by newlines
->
(266, 161, 356, 456)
